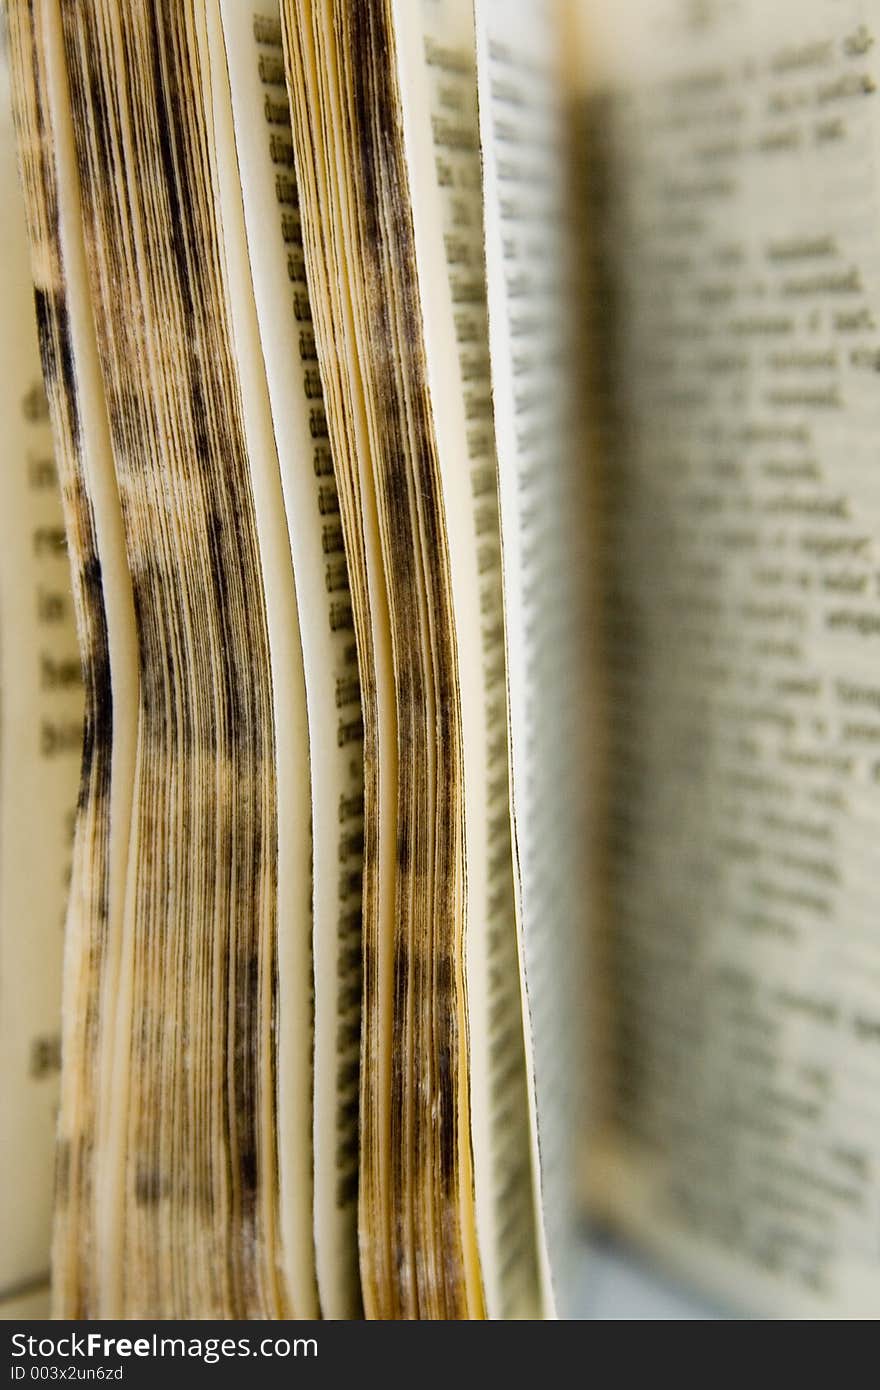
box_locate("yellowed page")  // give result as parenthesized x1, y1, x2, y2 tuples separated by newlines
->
(52, 0, 291, 1316)
(0, 1285, 51, 1320)
(281, 0, 399, 1316)
(202, 0, 318, 1318)
(390, 0, 541, 1319)
(37, 0, 139, 1316)
(0, 14, 81, 1306)
(214, 1, 365, 1318)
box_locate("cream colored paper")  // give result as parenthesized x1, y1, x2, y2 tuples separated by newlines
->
(0, 17, 81, 1305)
(391, 0, 541, 1319)
(203, 0, 318, 1318)
(576, 0, 880, 1319)
(473, 0, 589, 1319)
(213, 1, 364, 1318)
(281, 0, 400, 1317)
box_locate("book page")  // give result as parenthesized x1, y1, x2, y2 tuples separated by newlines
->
(56, 0, 291, 1317)
(291, 0, 480, 1319)
(577, 0, 880, 1318)
(201, 0, 318, 1318)
(281, 0, 400, 1317)
(211, 2, 365, 1318)
(0, 1287, 52, 1319)
(33, 0, 140, 1316)
(0, 16, 81, 1306)
(474, 0, 590, 1318)
(391, 0, 541, 1318)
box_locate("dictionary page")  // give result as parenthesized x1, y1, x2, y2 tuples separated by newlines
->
(281, 0, 400, 1317)
(0, 16, 81, 1312)
(284, 0, 541, 1318)
(16, 0, 141, 1317)
(388, 0, 541, 1320)
(201, 0, 318, 1318)
(474, 0, 589, 1319)
(54, 0, 294, 1316)
(287, 0, 479, 1318)
(577, 0, 880, 1319)
(211, 1, 364, 1318)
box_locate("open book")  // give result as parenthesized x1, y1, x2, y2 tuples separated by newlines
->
(3, 0, 880, 1321)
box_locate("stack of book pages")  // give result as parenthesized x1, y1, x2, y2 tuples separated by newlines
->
(3, 0, 880, 1322)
